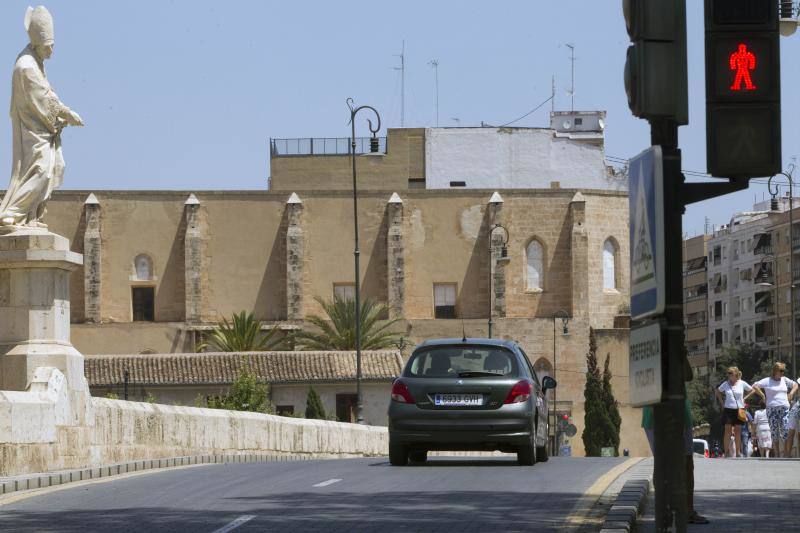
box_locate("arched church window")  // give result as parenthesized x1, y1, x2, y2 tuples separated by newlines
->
(603, 238, 619, 290)
(526, 239, 544, 291)
(134, 254, 153, 281)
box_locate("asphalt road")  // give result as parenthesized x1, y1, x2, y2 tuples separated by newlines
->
(0, 456, 628, 533)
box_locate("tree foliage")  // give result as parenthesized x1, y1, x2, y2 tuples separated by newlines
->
(206, 364, 274, 414)
(199, 311, 287, 352)
(582, 328, 618, 456)
(304, 387, 327, 420)
(602, 353, 622, 455)
(294, 295, 403, 351)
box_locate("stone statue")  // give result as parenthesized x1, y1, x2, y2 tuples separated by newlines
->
(0, 6, 83, 230)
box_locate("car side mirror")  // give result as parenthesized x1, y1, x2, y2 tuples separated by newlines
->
(542, 376, 557, 390)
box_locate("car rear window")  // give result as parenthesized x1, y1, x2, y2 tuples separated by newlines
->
(405, 345, 519, 378)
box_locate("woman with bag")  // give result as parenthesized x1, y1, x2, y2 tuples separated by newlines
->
(752, 362, 798, 457)
(716, 367, 764, 458)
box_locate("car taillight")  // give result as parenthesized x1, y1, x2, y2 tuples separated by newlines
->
(391, 379, 415, 404)
(704, 450, 709, 458)
(504, 380, 532, 404)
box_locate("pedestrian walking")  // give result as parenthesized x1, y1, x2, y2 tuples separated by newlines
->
(785, 375, 800, 458)
(752, 362, 798, 458)
(753, 405, 772, 457)
(739, 406, 754, 457)
(715, 367, 763, 458)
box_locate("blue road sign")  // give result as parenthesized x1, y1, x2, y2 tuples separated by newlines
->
(629, 146, 665, 320)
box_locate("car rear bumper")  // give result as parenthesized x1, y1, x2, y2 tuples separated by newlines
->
(388, 401, 535, 451)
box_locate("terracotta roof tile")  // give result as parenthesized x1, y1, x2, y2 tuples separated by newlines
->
(84, 351, 404, 386)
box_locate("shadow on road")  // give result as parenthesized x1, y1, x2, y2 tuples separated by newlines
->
(369, 458, 521, 467)
(0, 490, 585, 533)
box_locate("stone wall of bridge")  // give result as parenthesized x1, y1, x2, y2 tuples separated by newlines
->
(0, 372, 388, 477)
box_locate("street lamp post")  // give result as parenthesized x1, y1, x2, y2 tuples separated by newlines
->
(768, 165, 797, 376)
(488, 223, 510, 339)
(756, 254, 778, 364)
(552, 310, 569, 456)
(347, 98, 382, 424)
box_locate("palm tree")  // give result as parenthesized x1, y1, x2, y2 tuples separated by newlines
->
(198, 311, 287, 352)
(294, 295, 403, 350)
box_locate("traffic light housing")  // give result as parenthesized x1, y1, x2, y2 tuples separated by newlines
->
(623, 0, 688, 124)
(705, 0, 781, 178)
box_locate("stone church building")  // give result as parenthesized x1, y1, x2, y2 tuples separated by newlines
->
(38, 118, 646, 455)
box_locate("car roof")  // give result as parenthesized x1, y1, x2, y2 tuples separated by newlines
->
(413, 338, 519, 350)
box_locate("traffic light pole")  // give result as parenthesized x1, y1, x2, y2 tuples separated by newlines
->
(651, 119, 688, 532)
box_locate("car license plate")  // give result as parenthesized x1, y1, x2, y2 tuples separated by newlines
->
(434, 393, 483, 406)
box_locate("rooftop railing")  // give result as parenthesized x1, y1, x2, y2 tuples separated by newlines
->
(270, 137, 387, 156)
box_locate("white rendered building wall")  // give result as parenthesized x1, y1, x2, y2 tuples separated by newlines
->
(424, 127, 624, 191)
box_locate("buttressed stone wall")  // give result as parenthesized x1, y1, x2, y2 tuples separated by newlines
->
(39, 187, 634, 457)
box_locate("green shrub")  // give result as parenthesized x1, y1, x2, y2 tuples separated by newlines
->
(304, 387, 327, 420)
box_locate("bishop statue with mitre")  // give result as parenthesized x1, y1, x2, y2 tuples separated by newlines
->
(0, 6, 83, 229)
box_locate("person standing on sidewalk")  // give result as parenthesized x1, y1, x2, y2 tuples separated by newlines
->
(715, 367, 763, 457)
(752, 362, 797, 458)
(739, 406, 754, 457)
(753, 404, 772, 457)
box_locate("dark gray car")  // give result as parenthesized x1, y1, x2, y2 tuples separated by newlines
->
(388, 338, 556, 466)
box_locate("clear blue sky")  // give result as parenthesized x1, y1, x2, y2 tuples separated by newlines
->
(0, 1, 797, 236)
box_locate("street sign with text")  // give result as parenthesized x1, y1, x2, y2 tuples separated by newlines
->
(629, 146, 665, 321)
(629, 321, 665, 406)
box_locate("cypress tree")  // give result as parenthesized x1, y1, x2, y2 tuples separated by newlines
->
(305, 386, 327, 420)
(582, 328, 617, 456)
(602, 353, 622, 456)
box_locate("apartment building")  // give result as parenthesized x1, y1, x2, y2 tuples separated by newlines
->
(704, 199, 795, 367)
(684, 235, 710, 372)
(765, 201, 800, 369)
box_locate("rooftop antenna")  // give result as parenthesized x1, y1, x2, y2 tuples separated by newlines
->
(551, 74, 556, 112)
(393, 41, 405, 127)
(428, 59, 439, 127)
(566, 43, 576, 111)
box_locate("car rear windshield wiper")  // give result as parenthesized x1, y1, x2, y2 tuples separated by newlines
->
(457, 371, 505, 378)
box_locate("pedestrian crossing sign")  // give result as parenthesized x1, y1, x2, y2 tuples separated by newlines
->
(629, 146, 665, 320)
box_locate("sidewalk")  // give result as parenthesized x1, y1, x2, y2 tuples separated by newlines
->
(638, 458, 800, 530)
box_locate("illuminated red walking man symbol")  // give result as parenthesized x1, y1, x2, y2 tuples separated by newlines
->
(729, 43, 757, 91)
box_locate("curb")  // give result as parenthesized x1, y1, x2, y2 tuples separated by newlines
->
(599, 478, 651, 533)
(0, 453, 327, 497)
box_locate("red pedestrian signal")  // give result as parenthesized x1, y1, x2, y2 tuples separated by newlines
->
(729, 43, 756, 91)
(704, 0, 780, 178)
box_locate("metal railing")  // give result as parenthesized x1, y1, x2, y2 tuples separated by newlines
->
(270, 137, 387, 156)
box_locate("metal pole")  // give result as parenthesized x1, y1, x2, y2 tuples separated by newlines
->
(350, 113, 363, 425)
(651, 118, 688, 532)
(488, 233, 493, 339)
(790, 177, 795, 377)
(553, 316, 558, 456)
(123, 369, 129, 401)
(346, 99, 381, 425)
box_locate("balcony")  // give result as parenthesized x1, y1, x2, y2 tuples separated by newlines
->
(270, 136, 387, 156)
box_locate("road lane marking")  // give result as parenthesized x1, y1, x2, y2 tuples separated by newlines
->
(313, 478, 342, 487)
(212, 515, 255, 533)
(563, 457, 642, 531)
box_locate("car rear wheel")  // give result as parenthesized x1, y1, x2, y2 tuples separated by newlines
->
(409, 450, 427, 464)
(389, 443, 409, 466)
(536, 444, 549, 463)
(517, 437, 536, 466)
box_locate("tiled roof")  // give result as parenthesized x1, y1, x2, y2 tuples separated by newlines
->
(84, 351, 404, 386)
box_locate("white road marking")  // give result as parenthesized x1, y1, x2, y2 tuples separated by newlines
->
(212, 515, 256, 533)
(313, 478, 342, 487)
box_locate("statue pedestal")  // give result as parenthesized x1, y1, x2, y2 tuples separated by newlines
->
(0, 228, 90, 424)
